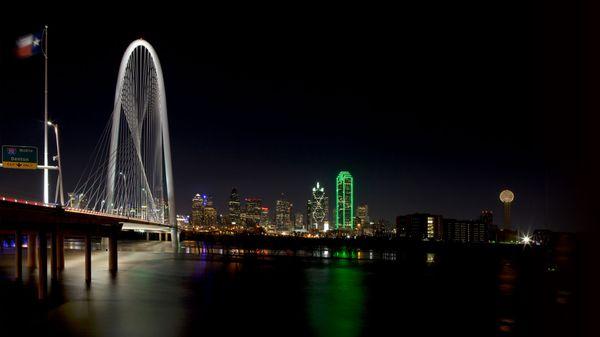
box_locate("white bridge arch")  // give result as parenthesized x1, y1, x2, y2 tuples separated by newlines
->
(71, 39, 177, 246)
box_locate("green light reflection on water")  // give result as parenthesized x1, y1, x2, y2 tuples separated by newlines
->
(307, 261, 364, 337)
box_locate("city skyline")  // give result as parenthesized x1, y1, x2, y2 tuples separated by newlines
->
(184, 178, 522, 231)
(0, 20, 563, 232)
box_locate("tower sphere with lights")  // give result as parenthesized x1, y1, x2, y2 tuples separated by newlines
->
(499, 189, 514, 229)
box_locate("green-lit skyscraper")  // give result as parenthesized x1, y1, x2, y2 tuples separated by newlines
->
(335, 171, 354, 230)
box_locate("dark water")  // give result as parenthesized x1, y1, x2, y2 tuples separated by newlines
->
(0, 240, 578, 337)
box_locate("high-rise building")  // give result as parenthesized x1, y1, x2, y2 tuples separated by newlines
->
(203, 207, 217, 227)
(260, 207, 270, 227)
(335, 171, 354, 230)
(191, 194, 217, 228)
(244, 198, 262, 227)
(191, 194, 204, 228)
(177, 214, 191, 231)
(228, 188, 241, 225)
(294, 212, 304, 231)
(276, 194, 293, 232)
(357, 204, 369, 227)
(444, 219, 489, 243)
(396, 213, 443, 241)
(307, 182, 329, 231)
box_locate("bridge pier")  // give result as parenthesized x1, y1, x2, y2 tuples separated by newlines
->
(85, 233, 91, 285)
(51, 229, 58, 282)
(109, 228, 118, 274)
(57, 231, 64, 270)
(27, 233, 36, 269)
(15, 229, 22, 281)
(37, 229, 47, 300)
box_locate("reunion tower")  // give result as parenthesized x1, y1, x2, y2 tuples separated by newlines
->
(499, 189, 515, 229)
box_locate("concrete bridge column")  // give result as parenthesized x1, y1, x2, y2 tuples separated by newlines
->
(85, 233, 91, 285)
(27, 233, 36, 269)
(51, 229, 58, 282)
(37, 229, 47, 300)
(146, 232, 150, 240)
(109, 228, 118, 274)
(15, 229, 22, 281)
(57, 231, 64, 271)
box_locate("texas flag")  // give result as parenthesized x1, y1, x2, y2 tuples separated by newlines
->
(15, 32, 42, 58)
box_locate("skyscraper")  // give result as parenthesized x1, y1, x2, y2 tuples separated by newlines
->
(357, 204, 369, 226)
(307, 182, 329, 231)
(294, 212, 304, 231)
(260, 207, 270, 228)
(204, 207, 217, 227)
(228, 188, 241, 225)
(244, 198, 262, 227)
(276, 194, 293, 232)
(335, 171, 354, 230)
(191, 194, 204, 228)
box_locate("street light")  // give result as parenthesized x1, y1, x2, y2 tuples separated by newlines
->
(47, 121, 64, 206)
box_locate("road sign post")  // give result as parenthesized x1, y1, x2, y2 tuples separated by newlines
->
(1, 145, 38, 169)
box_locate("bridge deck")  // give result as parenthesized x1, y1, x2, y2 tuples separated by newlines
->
(0, 197, 171, 235)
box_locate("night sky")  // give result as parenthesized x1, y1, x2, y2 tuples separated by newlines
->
(0, 4, 579, 231)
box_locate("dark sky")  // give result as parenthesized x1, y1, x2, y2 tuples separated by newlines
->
(0, 3, 579, 231)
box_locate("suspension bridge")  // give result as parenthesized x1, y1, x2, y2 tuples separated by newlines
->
(0, 39, 178, 299)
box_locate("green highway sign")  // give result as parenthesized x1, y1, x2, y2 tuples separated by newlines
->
(1, 145, 38, 169)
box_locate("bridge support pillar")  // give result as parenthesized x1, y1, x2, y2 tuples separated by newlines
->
(172, 228, 179, 250)
(158, 233, 162, 241)
(58, 231, 64, 271)
(146, 232, 150, 241)
(15, 229, 22, 281)
(37, 230, 47, 300)
(27, 233, 36, 269)
(109, 229, 118, 274)
(51, 229, 58, 282)
(85, 233, 91, 285)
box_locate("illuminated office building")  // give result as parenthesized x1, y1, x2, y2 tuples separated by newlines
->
(244, 198, 262, 227)
(191, 194, 205, 227)
(228, 188, 241, 225)
(307, 182, 329, 231)
(276, 194, 293, 232)
(294, 212, 305, 231)
(260, 207, 270, 227)
(357, 204, 369, 227)
(335, 171, 354, 230)
(396, 213, 443, 241)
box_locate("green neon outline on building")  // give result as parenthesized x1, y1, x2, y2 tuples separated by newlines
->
(335, 171, 354, 230)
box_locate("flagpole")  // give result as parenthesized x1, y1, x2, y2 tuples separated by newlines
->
(43, 25, 49, 205)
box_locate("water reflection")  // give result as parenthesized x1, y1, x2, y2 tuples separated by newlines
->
(180, 241, 396, 261)
(496, 258, 518, 335)
(307, 263, 364, 337)
(0, 240, 579, 337)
